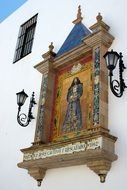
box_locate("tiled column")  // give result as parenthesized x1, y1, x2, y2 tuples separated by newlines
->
(84, 13, 114, 129)
(34, 43, 56, 144)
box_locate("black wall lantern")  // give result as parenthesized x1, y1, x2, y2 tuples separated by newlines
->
(104, 50, 127, 97)
(16, 90, 36, 127)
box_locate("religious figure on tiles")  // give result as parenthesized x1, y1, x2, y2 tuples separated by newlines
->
(62, 77, 83, 133)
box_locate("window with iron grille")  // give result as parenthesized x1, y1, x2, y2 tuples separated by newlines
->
(13, 14, 38, 63)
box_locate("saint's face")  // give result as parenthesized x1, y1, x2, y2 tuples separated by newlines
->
(73, 77, 78, 84)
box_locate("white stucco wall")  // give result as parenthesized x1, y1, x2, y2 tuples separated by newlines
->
(0, 0, 127, 189)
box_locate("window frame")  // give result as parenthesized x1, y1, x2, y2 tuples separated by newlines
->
(13, 14, 38, 63)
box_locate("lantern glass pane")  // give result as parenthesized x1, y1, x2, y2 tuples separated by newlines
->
(16, 90, 28, 106)
(113, 54, 119, 67)
(104, 50, 119, 71)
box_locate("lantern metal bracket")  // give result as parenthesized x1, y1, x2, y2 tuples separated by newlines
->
(104, 51, 127, 97)
(16, 91, 36, 127)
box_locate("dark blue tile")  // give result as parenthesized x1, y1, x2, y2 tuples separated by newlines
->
(56, 23, 91, 57)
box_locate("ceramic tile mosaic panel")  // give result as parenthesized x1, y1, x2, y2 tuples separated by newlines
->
(50, 56, 93, 142)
